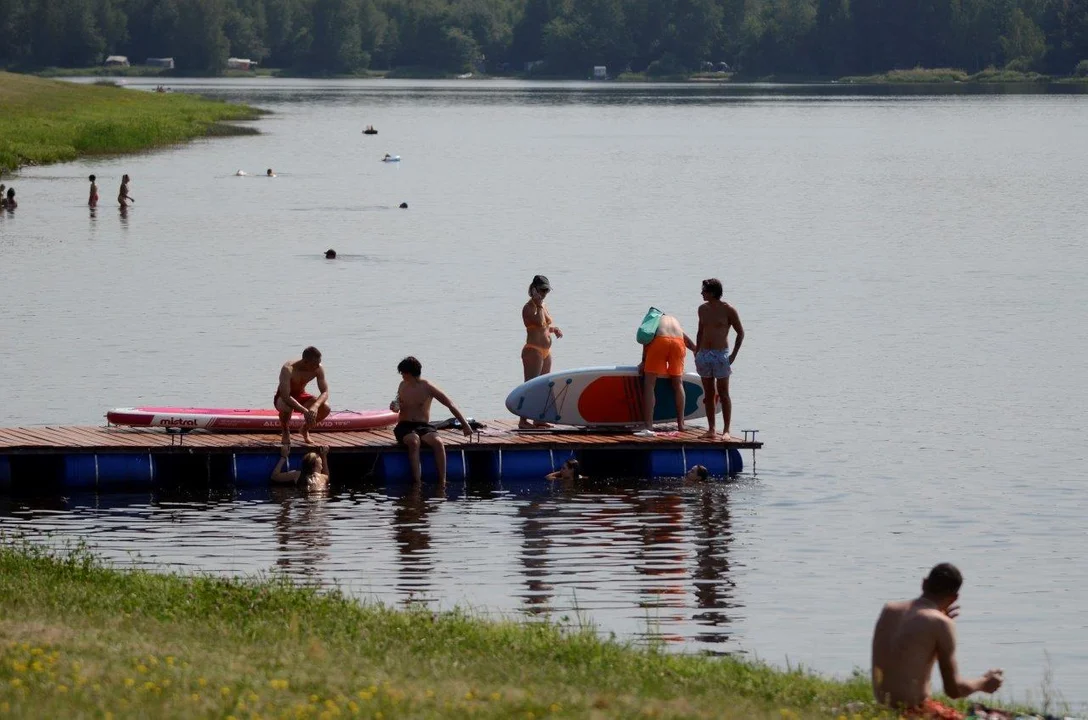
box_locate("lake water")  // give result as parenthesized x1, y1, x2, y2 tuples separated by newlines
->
(1, 79, 1086, 707)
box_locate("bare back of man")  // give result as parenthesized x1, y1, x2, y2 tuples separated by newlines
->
(695, 279, 744, 440)
(637, 314, 696, 435)
(274, 347, 330, 447)
(872, 565, 1003, 718)
(391, 356, 472, 484)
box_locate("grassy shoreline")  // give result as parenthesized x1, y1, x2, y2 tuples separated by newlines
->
(0, 539, 1043, 719)
(0, 539, 887, 719)
(0, 72, 262, 174)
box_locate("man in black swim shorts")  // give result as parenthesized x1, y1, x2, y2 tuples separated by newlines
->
(390, 356, 473, 484)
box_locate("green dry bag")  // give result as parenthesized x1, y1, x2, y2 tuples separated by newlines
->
(636, 306, 663, 345)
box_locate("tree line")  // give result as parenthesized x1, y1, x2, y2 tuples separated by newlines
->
(0, 0, 1086, 77)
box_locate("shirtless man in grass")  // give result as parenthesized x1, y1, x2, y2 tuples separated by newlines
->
(872, 563, 1004, 719)
(274, 346, 330, 447)
(390, 356, 472, 484)
(695, 278, 744, 440)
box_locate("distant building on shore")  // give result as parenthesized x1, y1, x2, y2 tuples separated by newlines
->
(104, 55, 129, 67)
(592, 65, 608, 80)
(145, 57, 175, 70)
(227, 58, 258, 71)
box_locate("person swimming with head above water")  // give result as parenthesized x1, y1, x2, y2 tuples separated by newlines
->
(267, 168, 275, 177)
(270, 444, 330, 490)
(545, 458, 583, 482)
(88, 175, 98, 207)
(684, 465, 709, 482)
(519, 274, 563, 429)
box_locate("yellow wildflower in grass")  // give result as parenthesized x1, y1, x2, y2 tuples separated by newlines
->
(124, 678, 135, 688)
(425, 689, 435, 698)
(198, 677, 207, 687)
(144, 681, 156, 691)
(465, 691, 475, 701)
(9, 679, 21, 688)
(30, 647, 43, 656)
(356, 690, 373, 701)
(162, 679, 171, 688)
(30, 661, 43, 672)
(780, 711, 799, 720)
(374, 713, 383, 720)
(56, 685, 68, 693)
(269, 679, 289, 691)
(310, 694, 320, 703)
(550, 703, 560, 713)
(191, 693, 201, 702)
(136, 664, 148, 674)
(11, 661, 26, 672)
(148, 656, 158, 667)
(221, 686, 232, 696)
(348, 701, 358, 713)
(104, 713, 113, 720)
(165, 656, 175, 666)
(490, 692, 500, 702)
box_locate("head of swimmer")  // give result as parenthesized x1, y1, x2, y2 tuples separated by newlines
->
(560, 459, 580, 479)
(301, 451, 323, 476)
(684, 465, 709, 482)
(300, 346, 322, 371)
(921, 562, 962, 611)
(397, 355, 422, 380)
(701, 278, 723, 301)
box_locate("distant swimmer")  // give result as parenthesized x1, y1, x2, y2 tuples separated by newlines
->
(274, 346, 331, 447)
(266, 168, 275, 177)
(235, 169, 247, 176)
(3, 187, 16, 210)
(88, 174, 98, 208)
(325, 249, 337, 259)
(399, 202, 408, 209)
(271, 444, 330, 490)
(117, 174, 134, 207)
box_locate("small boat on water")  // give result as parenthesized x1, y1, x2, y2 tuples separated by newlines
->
(382, 154, 400, 163)
(363, 126, 378, 135)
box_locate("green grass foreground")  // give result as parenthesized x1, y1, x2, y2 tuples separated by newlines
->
(0, 540, 905, 719)
(0, 72, 261, 173)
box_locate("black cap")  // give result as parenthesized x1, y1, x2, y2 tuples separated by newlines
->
(531, 274, 551, 291)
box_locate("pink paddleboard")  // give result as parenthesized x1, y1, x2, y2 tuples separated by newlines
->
(106, 406, 397, 432)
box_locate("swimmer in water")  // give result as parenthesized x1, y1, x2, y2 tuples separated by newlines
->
(266, 168, 275, 177)
(88, 174, 98, 208)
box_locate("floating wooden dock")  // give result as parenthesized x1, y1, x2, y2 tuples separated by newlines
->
(0, 421, 763, 490)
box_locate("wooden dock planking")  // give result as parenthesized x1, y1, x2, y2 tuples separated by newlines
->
(0, 421, 762, 454)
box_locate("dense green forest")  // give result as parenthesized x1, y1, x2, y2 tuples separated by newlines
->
(0, 0, 1086, 77)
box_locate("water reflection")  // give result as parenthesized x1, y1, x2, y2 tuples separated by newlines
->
(271, 485, 332, 578)
(0, 479, 745, 653)
(391, 482, 438, 604)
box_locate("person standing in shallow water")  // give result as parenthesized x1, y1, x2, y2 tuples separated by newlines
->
(118, 174, 134, 208)
(520, 274, 562, 429)
(88, 175, 99, 208)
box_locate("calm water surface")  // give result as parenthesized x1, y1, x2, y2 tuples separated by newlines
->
(1, 79, 1086, 706)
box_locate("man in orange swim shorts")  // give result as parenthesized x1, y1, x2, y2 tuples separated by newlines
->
(871, 563, 1004, 720)
(635, 313, 696, 436)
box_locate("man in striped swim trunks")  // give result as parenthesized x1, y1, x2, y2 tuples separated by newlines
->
(695, 278, 744, 440)
(871, 563, 1004, 719)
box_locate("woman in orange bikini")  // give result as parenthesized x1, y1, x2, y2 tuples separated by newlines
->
(520, 274, 562, 428)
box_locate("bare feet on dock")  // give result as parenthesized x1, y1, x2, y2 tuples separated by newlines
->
(700, 429, 717, 439)
(677, 423, 685, 432)
(720, 432, 737, 442)
(301, 430, 312, 444)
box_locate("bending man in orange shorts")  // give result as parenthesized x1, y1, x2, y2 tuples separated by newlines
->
(872, 563, 1004, 719)
(636, 313, 695, 437)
